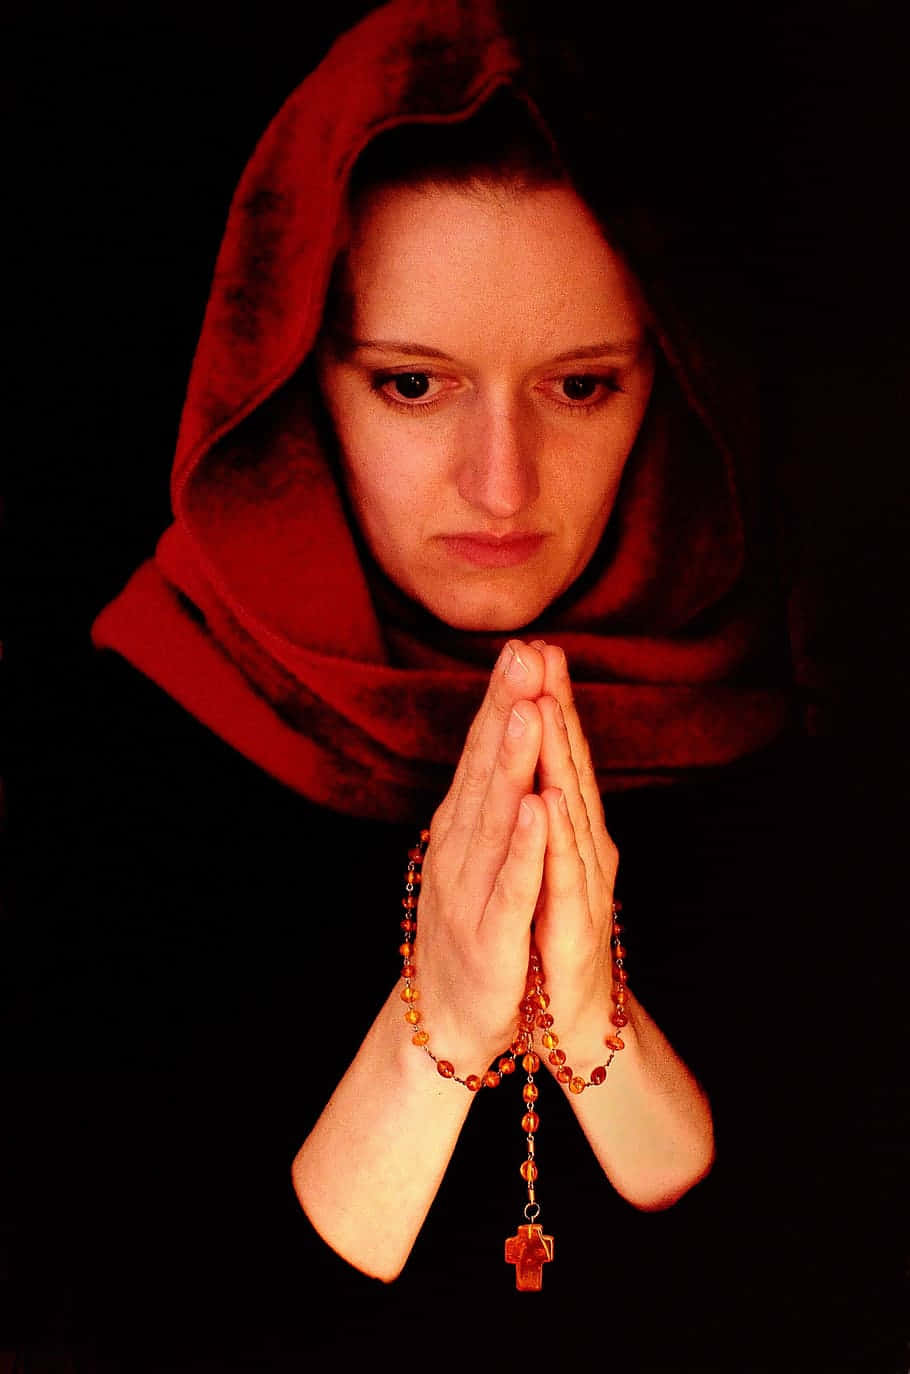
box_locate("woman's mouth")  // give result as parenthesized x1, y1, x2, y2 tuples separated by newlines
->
(437, 532, 547, 568)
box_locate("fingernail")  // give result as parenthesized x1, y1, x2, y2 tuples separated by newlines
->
(507, 706, 528, 737)
(519, 799, 534, 827)
(529, 639, 547, 651)
(557, 789, 569, 814)
(504, 644, 529, 681)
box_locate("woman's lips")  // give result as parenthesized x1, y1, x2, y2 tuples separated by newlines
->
(438, 533, 547, 568)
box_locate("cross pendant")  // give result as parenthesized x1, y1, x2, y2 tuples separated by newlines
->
(504, 1223, 554, 1291)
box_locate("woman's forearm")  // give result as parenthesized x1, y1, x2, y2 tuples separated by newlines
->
(556, 989, 714, 1209)
(293, 981, 712, 1281)
(291, 983, 474, 1281)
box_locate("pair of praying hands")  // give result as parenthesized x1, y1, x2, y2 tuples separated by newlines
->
(294, 638, 712, 1279)
(417, 639, 620, 1079)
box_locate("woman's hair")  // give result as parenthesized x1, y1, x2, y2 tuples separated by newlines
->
(347, 89, 568, 201)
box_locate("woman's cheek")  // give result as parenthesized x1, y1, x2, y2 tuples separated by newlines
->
(340, 434, 426, 565)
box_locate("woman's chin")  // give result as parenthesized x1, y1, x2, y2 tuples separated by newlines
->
(416, 587, 550, 635)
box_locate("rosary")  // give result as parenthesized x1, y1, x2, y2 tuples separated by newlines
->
(398, 830, 629, 1291)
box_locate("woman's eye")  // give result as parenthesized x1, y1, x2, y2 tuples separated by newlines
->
(391, 372, 431, 400)
(535, 374, 623, 409)
(563, 375, 598, 401)
(372, 371, 444, 405)
(556, 374, 622, 406)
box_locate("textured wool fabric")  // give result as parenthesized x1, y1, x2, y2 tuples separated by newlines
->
(91, 0, 794, 820)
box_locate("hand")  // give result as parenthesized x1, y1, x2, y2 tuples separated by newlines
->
(413, 640, 551, 1069)
(530, 642, 621, 1066)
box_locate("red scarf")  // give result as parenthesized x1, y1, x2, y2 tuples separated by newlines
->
(92, 0, 794, 821)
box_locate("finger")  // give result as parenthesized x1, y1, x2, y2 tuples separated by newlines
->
(536, 693, 600, 889)
(540, 644, 617, 880)
(456, 698, 544, 916)
(536, 786, 616, 1048)
(537, 785, 591, 942)
(436, 640, 545, 840)
(480, 792, 547, 946)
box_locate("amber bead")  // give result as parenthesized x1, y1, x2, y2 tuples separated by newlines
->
(412, 1031, 430, 1046)
(590, 1065, 607, 1085)
(615, 966, 628, 984)
(465, 1075, 482, 1092)
(548, 1049, 566, 1066)
(522, 1082, 539, 1103)
(613, 944, 626, 959)
(400, 918, 416, 932)
(404, 1008, 421, 1025)
(408, 846, 424, 861)
(419, 829, 431, 843)
(521, 1111, 540, 1134)
(511, 1036, 531, 1056)
(536, 992, 550, 1010)
(605, 1034, 625, 1051)
(402, 962, 417, 978)
(483, 1071, 501, 1089)
(612, 1012, 628, 1027)
(522, 1052, 540, 1073)
(541, 1032, 558, 1049)
(520, 1160, 538, 1182)
(400, 985, 419, 1002)
(404, 870, 422, 884)
(556, 1067, 572, 1084)
(398, 942, 413, 957)
(569, 1076, 586, 1095)
(437, 1060, 455, 1079)
(402, 894, 418, 910)
(614, 987, 626, 1004)
(498, 1056, 517, 1075)
(537, 1013, 554, 1029)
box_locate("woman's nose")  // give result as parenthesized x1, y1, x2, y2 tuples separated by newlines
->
(456, 399, 540, 518)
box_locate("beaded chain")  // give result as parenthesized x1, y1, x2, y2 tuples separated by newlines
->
(399, 830, 630, 1291)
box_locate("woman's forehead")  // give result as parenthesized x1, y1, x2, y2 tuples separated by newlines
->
(341, 182, 649, 361)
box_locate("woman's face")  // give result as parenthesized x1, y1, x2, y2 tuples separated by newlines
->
(317, 181, 655, 631)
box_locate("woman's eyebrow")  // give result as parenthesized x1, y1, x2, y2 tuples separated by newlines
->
(341, 337, 645, 362)
(548, 340, 644, 362)
(345, 338, 455, 360)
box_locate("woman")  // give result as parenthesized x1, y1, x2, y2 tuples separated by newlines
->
(89, 0, 784, 1318)
(11, 1, 903, 1369)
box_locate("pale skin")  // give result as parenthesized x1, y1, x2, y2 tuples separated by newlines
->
(292, 182, 715, 1280)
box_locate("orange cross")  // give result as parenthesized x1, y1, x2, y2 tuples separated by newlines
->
(504, 1223, 554, 1291)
